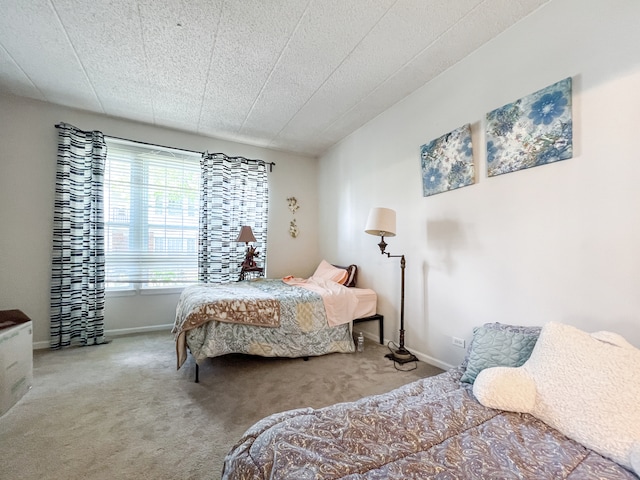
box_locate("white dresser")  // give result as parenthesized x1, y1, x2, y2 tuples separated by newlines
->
(0, 318, 33, 417)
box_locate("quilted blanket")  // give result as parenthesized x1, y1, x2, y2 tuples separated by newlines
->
(175, 282, 281, 330)
(173, 281, 283, 369)
(222, 368, 638, 479)
(173, 279, 355, 368)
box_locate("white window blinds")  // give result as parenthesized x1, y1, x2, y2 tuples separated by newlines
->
(104, 138, 200, 289)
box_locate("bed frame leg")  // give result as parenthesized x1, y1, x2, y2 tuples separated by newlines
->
(195, 363, 199, 383)
(303, 356, 309, 361)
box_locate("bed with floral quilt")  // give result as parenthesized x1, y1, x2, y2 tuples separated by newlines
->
(221, 322, 640, 479)
(172, 262, 377, 378)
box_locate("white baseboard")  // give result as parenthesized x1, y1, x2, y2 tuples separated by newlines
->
(411, 350, 455, 371)
(32, 324, 174, 350)
(105, 324, 174, 338)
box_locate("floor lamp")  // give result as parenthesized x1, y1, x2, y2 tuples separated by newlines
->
(365, 207, 417, 364)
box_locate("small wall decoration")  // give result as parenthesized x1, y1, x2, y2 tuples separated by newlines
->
(289, 219, 299, 238)
(286, 197, 299, 238)
(420, 123, 475, 197)
(486, 77, 573, 177)
(287, 197, 299, 214)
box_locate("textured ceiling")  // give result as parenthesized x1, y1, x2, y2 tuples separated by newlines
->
(0, 0, 548, 157)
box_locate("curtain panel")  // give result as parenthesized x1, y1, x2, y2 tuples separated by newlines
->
(51, 123, 108, 348)
(199, 153, 269, 283)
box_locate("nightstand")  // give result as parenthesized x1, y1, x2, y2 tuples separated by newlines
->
(239, 266, 264, 281)
(353, 313, 384, 345)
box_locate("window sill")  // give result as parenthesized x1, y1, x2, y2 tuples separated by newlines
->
(139, 286, 186, 296)
(106, 286, 189, 297)
(106, 289, 136, 298)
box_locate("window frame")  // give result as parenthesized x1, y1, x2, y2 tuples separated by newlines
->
(103, 138, 201, 294)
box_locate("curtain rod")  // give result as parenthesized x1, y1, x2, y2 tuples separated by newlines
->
(55, 123, 275, 172)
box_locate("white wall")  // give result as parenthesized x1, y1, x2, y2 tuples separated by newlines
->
(319, 0, 640, 368)
(0, 94, 320, 346)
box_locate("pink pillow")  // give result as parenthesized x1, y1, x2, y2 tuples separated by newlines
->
(312, 260, 348, 284)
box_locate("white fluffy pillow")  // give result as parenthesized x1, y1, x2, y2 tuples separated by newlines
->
(473, 322, 640, 475)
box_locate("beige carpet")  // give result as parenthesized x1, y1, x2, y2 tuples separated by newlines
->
(0, 331, 443, 480)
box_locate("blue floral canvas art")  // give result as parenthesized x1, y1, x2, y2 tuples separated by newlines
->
(486, 77, 572, 177)
(420, 123, 475, 197)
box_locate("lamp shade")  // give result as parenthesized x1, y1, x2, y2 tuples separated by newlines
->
(236, 225, 256, 243)
(364, 207, 396, 237)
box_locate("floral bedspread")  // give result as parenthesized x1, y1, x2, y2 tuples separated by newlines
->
(173, 279, 354, 368)
(175, 282, 281, 330)
(222, 367, 638, 480)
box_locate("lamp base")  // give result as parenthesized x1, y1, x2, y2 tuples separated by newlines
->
(385, 347, 418, 364)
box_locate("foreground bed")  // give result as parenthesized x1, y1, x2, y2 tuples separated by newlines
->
(222, 322, 640, 479)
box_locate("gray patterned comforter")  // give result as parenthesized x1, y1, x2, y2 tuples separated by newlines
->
(222, 367, 637, 479)
(177, 279, 355, 366)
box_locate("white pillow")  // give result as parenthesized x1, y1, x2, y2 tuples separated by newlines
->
(312, 260, 348, 284)
(473, 322, 640, 475)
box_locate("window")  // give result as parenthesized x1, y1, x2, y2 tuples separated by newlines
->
(104, 138, 200, 290)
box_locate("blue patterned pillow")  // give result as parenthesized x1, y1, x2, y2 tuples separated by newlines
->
(460, 323, 541, 384)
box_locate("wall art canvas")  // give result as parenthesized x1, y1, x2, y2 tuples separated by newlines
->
(486, 77, 573, 177)
(420, 123, 475, 197)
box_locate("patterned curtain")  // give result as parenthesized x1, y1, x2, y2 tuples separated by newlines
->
(199, 153, 269, 283)
(50, 123, 108, 348)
